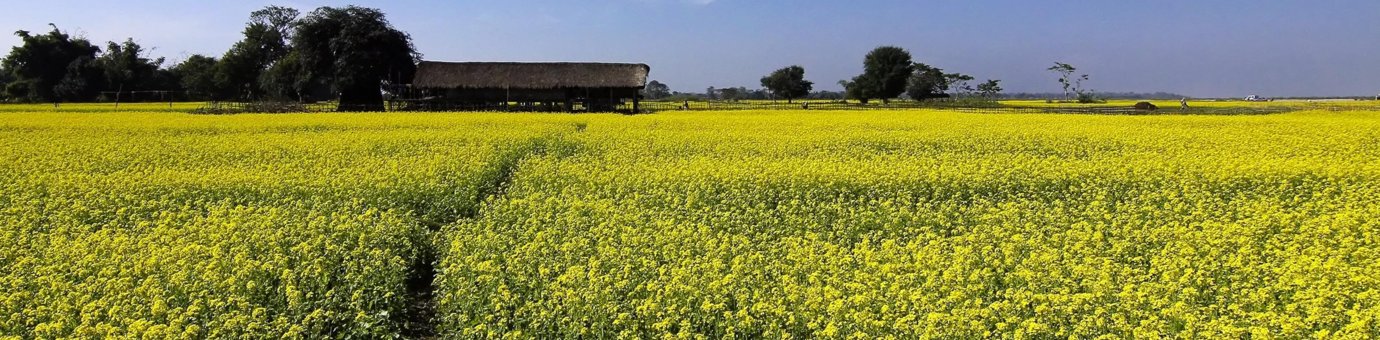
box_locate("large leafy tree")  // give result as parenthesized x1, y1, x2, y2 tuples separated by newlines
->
(293, 6, 419, 111)
(215, 26, 270, 100)
(2, 25, 102, 102)
(854, 46, 914, 103)
(216, 6, 300, 100)
(260, 50, 309, 101)
(718, 87, 742, 101)
(976, 79, 1002, 99)
(251, 6, 305, 100)
(642, 80, 671, 100)
(760, 65, 813, 103)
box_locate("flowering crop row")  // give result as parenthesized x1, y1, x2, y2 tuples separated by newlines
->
(437, 110, 1380, 338)
(3, 109, 1378, 338)
(0, 112, 577, 338)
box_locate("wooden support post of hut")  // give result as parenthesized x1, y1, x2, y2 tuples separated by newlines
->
(406, 61, 650, 113)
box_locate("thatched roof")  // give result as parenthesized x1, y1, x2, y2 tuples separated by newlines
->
(412, 61, 650, 89)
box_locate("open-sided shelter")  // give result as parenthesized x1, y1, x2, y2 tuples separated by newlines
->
(400, 61, 650, 112)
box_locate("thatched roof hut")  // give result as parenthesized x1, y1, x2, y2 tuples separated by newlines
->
(412, 61, 650, 90)
(403, 61, 650, 112)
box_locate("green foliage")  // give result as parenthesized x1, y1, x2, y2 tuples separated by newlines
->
(0, 6, 417, 106)
(53, 55, 104, 102)
(839, 78, 868, 103)
(976, 79, 1003, 98)
(944, 72, 974, 96)
(260, 50, 309, 101)
(169, 55, 219, 100)
(96, 38, 169, 95)
(906, 63, 949, 100)
(212, 6, 300, 101)
(855, 46, 915, 103)
(642, 80, 671, 100)
(0, 66, 8, 82)
(719, 87, 743, 101)
(759, 65, 813, 103)
(1077, 92, 1104, 104)
(3, 79, 29, 101)
(0, 65, 12, 101)
(2, 26, 102, 102)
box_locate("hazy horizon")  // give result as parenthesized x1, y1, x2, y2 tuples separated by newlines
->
(3, 0, 1377, 98)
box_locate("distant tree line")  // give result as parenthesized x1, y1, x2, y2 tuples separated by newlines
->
(838, 46, 1004, 104)
(640, 80, 822, 102)
(642, 82, 844, 102)
(0, 12, 1208, 110)
(0, 26, 174, 103)
(0, 5, 417, 111)
(641, 46, 1006, 104)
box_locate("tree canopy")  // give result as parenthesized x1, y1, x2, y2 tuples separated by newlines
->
(96, 38, 170, 95)
(293, 6, 419, 111)
(943, 72, 974, 97)
(214, 6, 300, 101)
(2, 25, 102, 102)
(642, 80, 671, 99)
(1, 6, 417, 108)
(3, 14, 1026, 109)
(760, 65, 813, 103)
(976, 79, 1003, 98)
(905, 63, 949, 101)
(170, 55, 219, 101)
(853, 46, 914, 103)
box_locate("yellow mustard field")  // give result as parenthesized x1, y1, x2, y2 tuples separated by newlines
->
(2, 109, 1378, 338)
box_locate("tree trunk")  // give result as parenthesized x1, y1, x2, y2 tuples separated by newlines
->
(338, 79, 384, 112)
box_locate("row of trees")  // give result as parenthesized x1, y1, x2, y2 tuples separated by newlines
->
(1, 6, 418, 111)
(0, 27, 176, 102)
(840, 46, 1003, 104)
(644, 80, 844, 102)
(640, 46, 1006, 104)
(2, 14, 1094, 109)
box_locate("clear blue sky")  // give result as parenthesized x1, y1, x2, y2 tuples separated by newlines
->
(3, 0, 1377, 97)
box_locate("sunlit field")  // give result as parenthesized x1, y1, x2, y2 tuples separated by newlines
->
(2, 109, 1377, 338)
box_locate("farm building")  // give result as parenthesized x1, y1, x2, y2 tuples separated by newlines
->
(396, 61, 650, 112)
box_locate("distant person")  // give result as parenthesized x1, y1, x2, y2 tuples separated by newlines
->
(1180, 98, 1189, 111)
